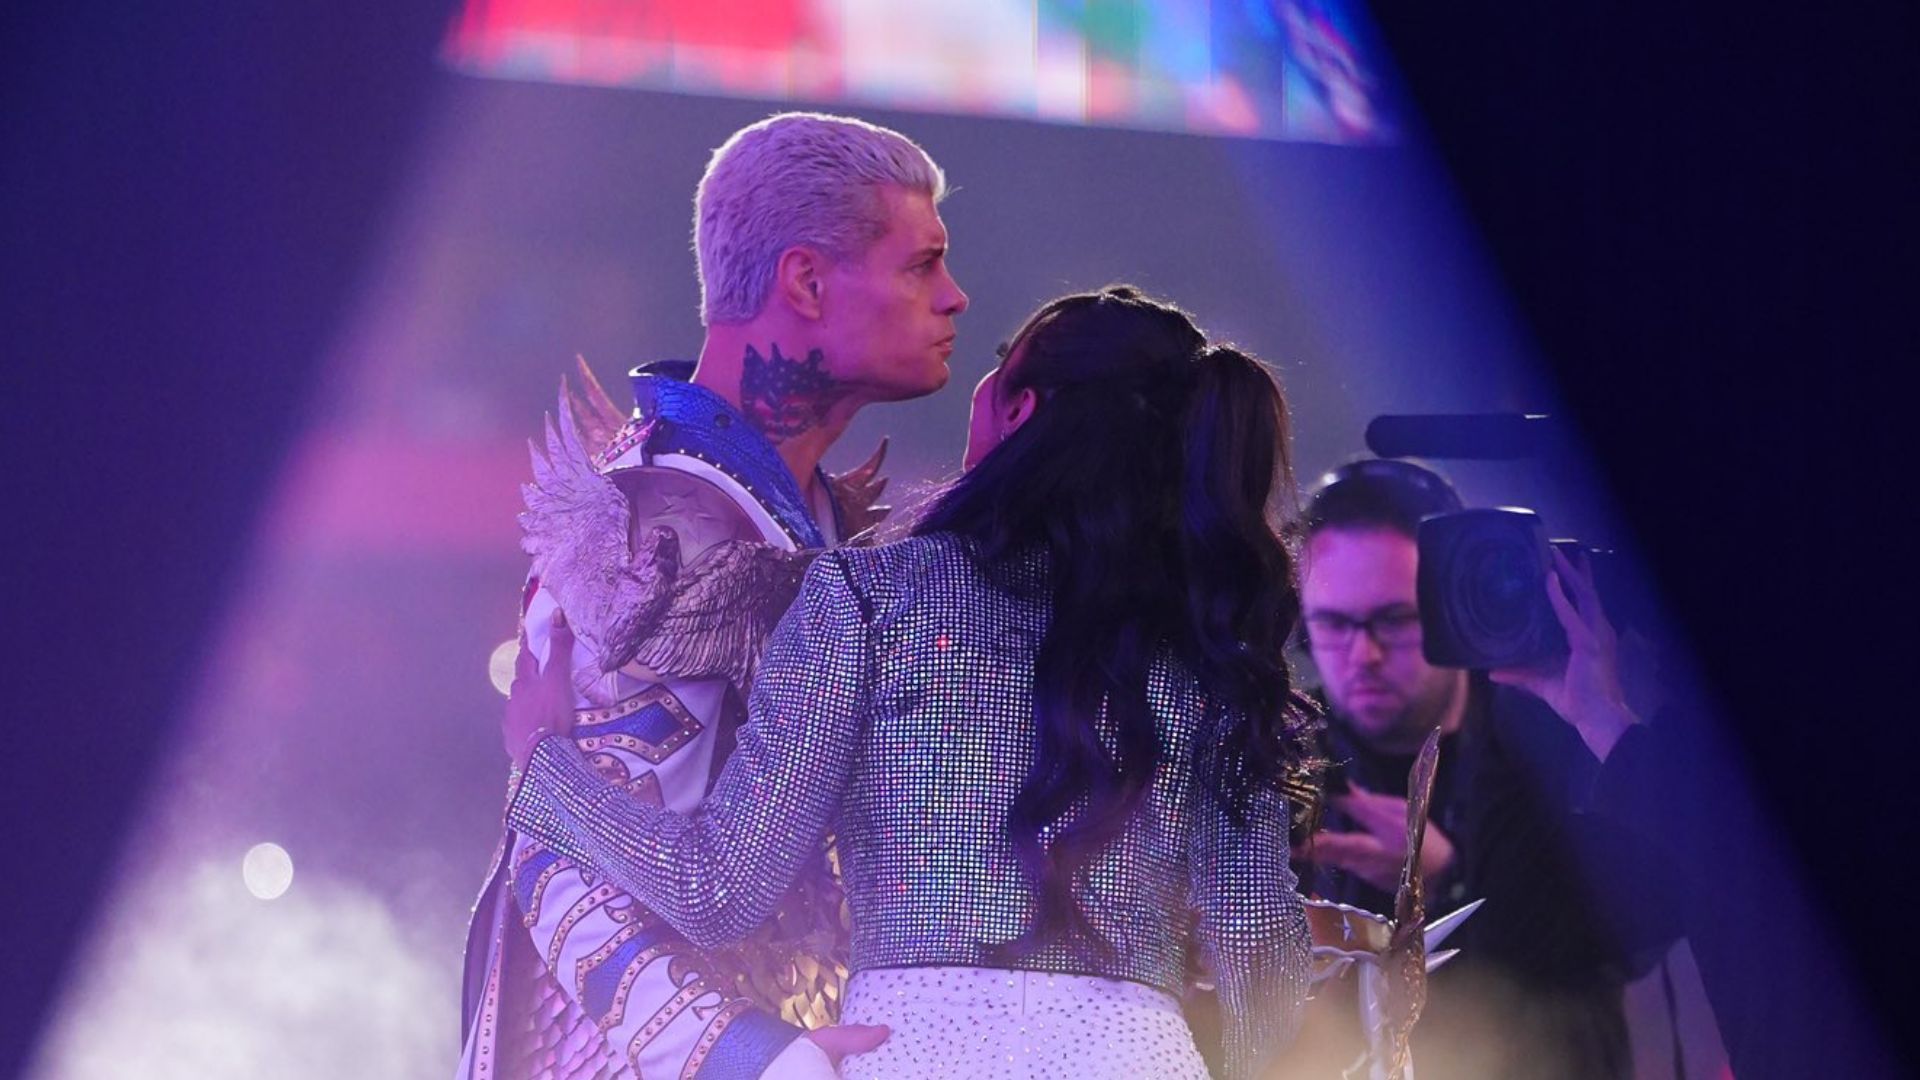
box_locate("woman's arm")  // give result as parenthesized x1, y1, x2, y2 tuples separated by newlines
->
(1190, 771, 1313, 1080)
(506, 552, 872, 949)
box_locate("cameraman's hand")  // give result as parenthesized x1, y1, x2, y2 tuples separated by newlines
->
(1490, 547, 1637, 761)
(1302, 783, 1457, 894)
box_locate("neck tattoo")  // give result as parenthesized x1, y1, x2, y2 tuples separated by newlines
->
(740, 343, 838, 443)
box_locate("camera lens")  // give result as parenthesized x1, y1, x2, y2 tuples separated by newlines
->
(1461, 539, 1536, 638)
(1418, 508, 1566, 668)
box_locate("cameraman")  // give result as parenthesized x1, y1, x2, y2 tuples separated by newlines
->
(1294, 459, 1681, 1080)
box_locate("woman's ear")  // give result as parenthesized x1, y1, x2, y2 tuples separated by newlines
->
(1004, 386, 1039, 433)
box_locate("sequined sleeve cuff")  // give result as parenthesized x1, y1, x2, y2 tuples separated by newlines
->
(506, 733, 635, 872)
(503, 732, 754, 947)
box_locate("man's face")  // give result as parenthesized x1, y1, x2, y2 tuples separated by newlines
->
(1303, 526, 1461, 749)
(816, 185, 968, 403)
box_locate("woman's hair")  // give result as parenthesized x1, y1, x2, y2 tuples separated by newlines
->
(910, 285, 1314, 956)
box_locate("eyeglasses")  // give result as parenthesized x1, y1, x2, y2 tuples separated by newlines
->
(1303, 609, 1424, 650)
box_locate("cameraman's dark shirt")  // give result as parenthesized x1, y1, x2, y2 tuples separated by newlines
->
(1296, 680, 1677, 1079)
(1303, 709, 1468, 917)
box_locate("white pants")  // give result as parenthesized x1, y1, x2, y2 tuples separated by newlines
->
(837, 966, 1210, 1079)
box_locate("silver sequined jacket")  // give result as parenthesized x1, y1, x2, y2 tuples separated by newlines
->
(510, 533, 1310, 1078)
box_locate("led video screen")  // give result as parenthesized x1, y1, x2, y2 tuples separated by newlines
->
(445, 0, 1397, 144)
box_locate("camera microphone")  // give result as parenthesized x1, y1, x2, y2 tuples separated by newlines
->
(1365, 413, 1556, 460)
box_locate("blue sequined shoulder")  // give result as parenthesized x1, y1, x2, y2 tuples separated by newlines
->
(627, 365, 832, 549)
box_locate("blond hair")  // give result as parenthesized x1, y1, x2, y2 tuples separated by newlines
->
(694, 112, 947, 325)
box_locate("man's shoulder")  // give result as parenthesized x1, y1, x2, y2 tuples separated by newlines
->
(609, 465, 762, 560)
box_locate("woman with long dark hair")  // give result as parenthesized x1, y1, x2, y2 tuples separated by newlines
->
(503, 285, 1317, 1078)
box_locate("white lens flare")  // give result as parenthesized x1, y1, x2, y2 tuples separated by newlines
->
(488, 638, 520, 696)
(241, 842, 294, 900)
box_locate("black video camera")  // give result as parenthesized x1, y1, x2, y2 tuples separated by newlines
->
(1312, 418, 1640, 671)
(1416, 508, 1601, 669)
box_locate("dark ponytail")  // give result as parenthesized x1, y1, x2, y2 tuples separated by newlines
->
(1176, 345, 1314, 820)
(910, 286, 1313, 958)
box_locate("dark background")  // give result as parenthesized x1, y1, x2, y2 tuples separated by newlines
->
(1364, 2, 1917, 1076)
(4, 2, 1913, 1076)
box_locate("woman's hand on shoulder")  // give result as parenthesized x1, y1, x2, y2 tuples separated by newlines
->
(503, 608, 579, 768)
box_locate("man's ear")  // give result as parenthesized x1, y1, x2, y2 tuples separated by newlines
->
(775, 246, 826, 320)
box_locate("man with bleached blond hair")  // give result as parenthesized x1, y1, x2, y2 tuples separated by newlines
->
(460, 111, 968, 1080)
